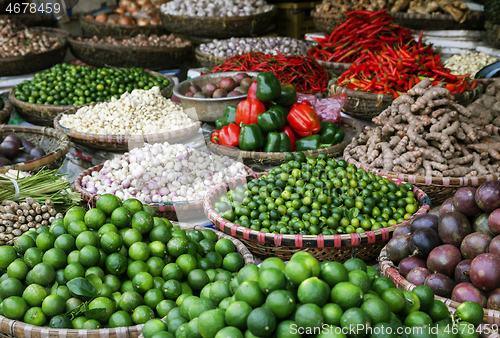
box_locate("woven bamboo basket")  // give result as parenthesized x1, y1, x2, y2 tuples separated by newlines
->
(206, 116, 364, 167)
(3, 14, 57, 27)
(159, 8, 276, 39)
(389, 11, 485, 31)
(343, 142, 500, 206)
(0, 125, 70, 174)
(315, 59, 351, 77)
(68, 37, 194, 70)
(0, 27, 68, 77)
(378, 245, 500, 327)
(0, 99, 13, 124)
(79, 8, 167, 39)
(486, 21, 500, 49)
(0, 221, 254, 338)
(54, 112, 201, 152)
(8, 71, 174, 127)
(311, 10, 345, 35)
(75, 164, 256, 221)
(204, 173, 431, 262)
(194, 47, 226, 69)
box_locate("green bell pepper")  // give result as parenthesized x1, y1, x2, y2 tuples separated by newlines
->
(256, 72, 281, 102)
(263, 132, 291, 153)
(275, 83, 298, 107)
(295, 135, 333, 151)
(332, 128, 345, 145)
(319, 122, 346, 146)
(239, 123, 265, 151)
(215, 105, 237, 130)
(257, 106, 287, 133)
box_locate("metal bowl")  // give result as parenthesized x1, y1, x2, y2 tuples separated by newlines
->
(174, 72, 259, 122)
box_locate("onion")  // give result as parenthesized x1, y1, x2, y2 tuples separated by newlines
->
(118, 16, 133, 25)
(95, 13, 108, 22)
(137, 18, 150, 26)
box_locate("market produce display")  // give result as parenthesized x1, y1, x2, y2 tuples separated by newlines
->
(86, 0, 162, 26)
(213, 152, 420, 235)
(198, 37, 310, 59)
(346, 79, 495, 177)
(0, 134, 46, 166)
(0, 195, 247, 329)
(59, 87, 196, 136)
(385, 181, 500, 312)
(0, 19, 64, 58)
(79, 142, 249, 203)
(211, 73, 344, 152)
(141, 252, 476, 338)
(13, 64, 170, 106)
(208, 54, 329, 94)
(443, 52, 498, 77)
(75, 34, 191, 48)
(183, 73, 253, 98)
(160, 0, 273, 17)
(314, 0, 472, 22)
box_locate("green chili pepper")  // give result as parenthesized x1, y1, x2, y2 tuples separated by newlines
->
(239, 123, 265, 151)
(215, 105, 237, 130)
(256, 72, 281, 102)
(263, 132, 291, 152)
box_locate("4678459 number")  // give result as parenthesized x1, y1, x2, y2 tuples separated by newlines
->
(5, 2, 62, 14)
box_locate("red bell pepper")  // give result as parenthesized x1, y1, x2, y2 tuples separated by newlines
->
(287, 103, 321, 137)
(247, 81, 258, 101)
(280, 126, 297, 152)
(218, 124, 240, 147)
(211, 130, 220, 144)
(235, 99, 266, 126)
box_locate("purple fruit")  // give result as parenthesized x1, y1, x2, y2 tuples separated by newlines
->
(453, 187, 482, 217)
(227, 91, 242, 97)
(3, 134, 22, 147)
(0, 157, 12, 167)
(439, 197, 456, 218)
(489, 235, 500, 257)
(185, 92, 194, 97)
(234, 73, 250, 85)
(21, 140, 35, 154)
(451, 282, 487, 307)
(460, 232, 492, 259)
(218, 77, 237, 92)
(475, 181, 500, 212)
(11, 154, 34, 164)
(488, 209, 500, 236)
(233, 86, 248, 94)
(410, 227, 442, 258)
(393, 223, 411, 237)
(424, 273, 455, 298)
(202, 83, 218, 97)
(213, 89, 228, 98)
(473, 213, 495, 237)
(438, 212, 471, 247)
(410, 214, 439, 233)
(398, 257, 427, 278)
(407, 267, 431, 286)
(0, 141, 19, 160)
(29, 147, 45, 159)
(487, 288, 500, 310)
(240, 77, 253, 89)
(455, 260, 472, 284)
(189, 84, 202, 94)
(470, 253, 500, 292)
(193, 92, 208, 98)
(386, 234, 411, 265)
(427, 244, 462, 277)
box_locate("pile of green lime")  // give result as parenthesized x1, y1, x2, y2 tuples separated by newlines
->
(215, 152, 421, 235)
(13, 64, 170, 105)
(0, 194, 245, 329)
(142, 253, 483, 338)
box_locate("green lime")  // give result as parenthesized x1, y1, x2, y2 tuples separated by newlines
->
(96, 194, 121, 216)
(142, 205, 157, 217)
(79, 245, 100, 267)
(163, 279, 182, 300)
(176, 254, 197, 277)
(260, 257, 286, 273)
(13, 235, 35, 255)
(24, 307, 47, 326)
(147, 257, 165, 277)
(89, 296, 116, 323)
(132, 305, 155, 325)
(54, 286, 71, 301)
(132, 211, 155, 234)
(145, 288, 165, 310)
(371, 276, 396, 296)
(215, 238, 236, 257)
(320, 261, 349, 288)
(266, 290, 296, 320)
(215, 327, 243, 338)
(24, 247, 43, 268)
(198, 309, 226, 338)
(67, 221, 88, 238)
(322, 303, 343, 326)
(82, 319, 101, 329)
(133, 272, 154, 294)
(404, 311, 433, 327)
(111, 207, 133, 228)
(63, 206, 86, 228)
(150, 225, 172, 244)
(235, 282, 265, 308)
(67, 250, 80, 264)
(348, 270, 371, 294)
(2, 296, 27, 319)
(7, 259, 29, 280)
(129, 242, 150, 261)
(42, 294, 65, 317)
(42, 247, 67, 270)
(168, 237, 190, 258)
(85, 266, 105, 281)
(36, 232, 56, 251)
(412, 285, 434, 312)
(206, 252, 223, 269)
(22, 283, 48, 306)
(123, 198, 144, 215)
(84, 208, 107, 230)
(209, 280, 232, 306)
(156, 299, 177, 318)
(105, 252, 128, 275)
(343, 258, 367, 272)
(162, 263, 184, 281)
(119, 291, 145, 312)
(109, 310, 134, 328)
(380, 288, 406, 314)
(225, 301, 252, 330)
(49, 224, 67, 237)
(64, 263, 85, 281)
(188, 298, 216, 321)
(100, 231, 123, 254)
(285, 258, 312, 286)
(428, 299, 451, 322)
(0, 277, 23, 298)
(295, 303, 324, 330)
(143, 318, 168, 338)
(72, 316, 88, 329)
(105, 274, 122, 292)
(66, 298, 83, 313)
(456, 301, 484, 326)
(360, 298, 392, 325)
(32, 262, 56, 286)
(275, 320, 302, 338)
(123, 228, 143, 247)
(54, 234, 76, 254)
(297, 276, 330, 307)
(340, 308, 369, 338)
(330, 282, 363, 311)
(188, 269, 210, 291)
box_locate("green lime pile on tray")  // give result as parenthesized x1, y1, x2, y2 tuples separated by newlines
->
(142, 253, 480, 338)
(0, 194, 245, 329)
(215, 152, 420, 235)
(13, 64, 170, 105)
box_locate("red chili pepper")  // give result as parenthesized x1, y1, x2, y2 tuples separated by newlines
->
(235, 99, 266, 125)
(432, 69, 457, 81)
(280, 126, 297, 152)
(247, 81, 258, 100)
(218, 124, 240, 147)
(287, 103, 321, 137)
(211, 130, 220, 145)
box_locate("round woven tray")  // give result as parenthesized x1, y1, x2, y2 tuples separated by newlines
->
(204, 174, 431, 262)
(68, 37, 194, 70)
(195, 46, 226, 69)
(311, 10, 345, 35)
(159, 8, 276, 39)
(389, 11, 485, 30)
(75, 165, 256, 221)
(0, 124, 71, 174)
(378, 245, 498, 326)
(343, 142, 500, 206)
(0, 99, 13, 124)
(315, 59, 351, 77)
(206, 116, 363, 167)
(8, 71, 174, 127)
(79, 8, 167, 39)
(0, 221, 254, 338)
(485, 21, 500, 49)
(54, 112, 201, 152)
(0, 27, 68, 77)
